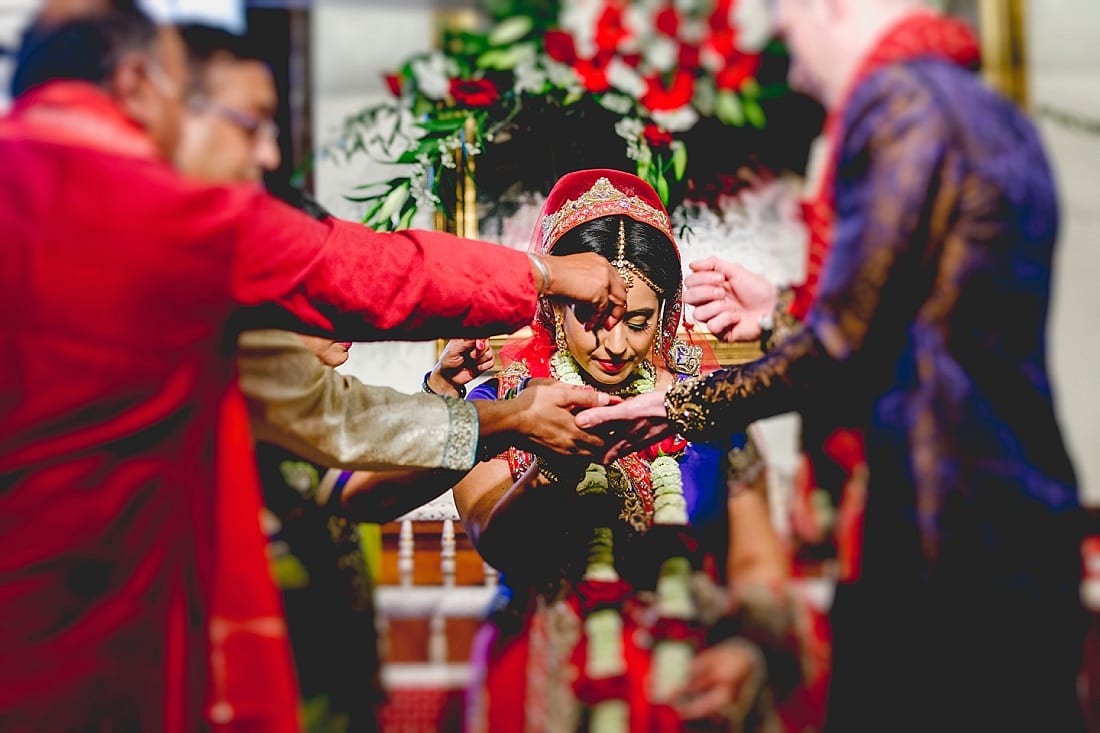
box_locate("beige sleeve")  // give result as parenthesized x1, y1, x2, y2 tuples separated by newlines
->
(236, 329, 478, 471)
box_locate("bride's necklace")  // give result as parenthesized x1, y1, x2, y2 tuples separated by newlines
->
(549, 350, 656, 395)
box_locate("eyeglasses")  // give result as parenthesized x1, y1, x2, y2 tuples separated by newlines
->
(196, 99, 279, 143)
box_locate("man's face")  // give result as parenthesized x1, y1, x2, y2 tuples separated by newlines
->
(774, 0, 833, 102)
(119, 26, 188, 158)
(176, 57, 280, 183)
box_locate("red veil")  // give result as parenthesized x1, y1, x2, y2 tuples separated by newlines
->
(499, 168, 708, 384)
(496, 169, 713, 489)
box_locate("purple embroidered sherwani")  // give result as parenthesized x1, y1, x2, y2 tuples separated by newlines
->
(668, 59, 1087, 731)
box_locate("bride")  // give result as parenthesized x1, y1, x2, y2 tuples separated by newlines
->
(427, 169, 812, 732)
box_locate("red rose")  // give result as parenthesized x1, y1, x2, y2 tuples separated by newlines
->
(709, 0, 733, 31)
(715, 52, 760, 90)
(383, 73, 402, 97)
(704, 27, 738, 60)
(823, 428, 866, 474)
(639, 434, 689, 462)
(678, 43, 701, 71)
(640, 69, 695, 111)
(643, 123, 674, 149)
(595, 5, 628, 53)
(573, 58, 610, 93)
(449, 78, 499, 107)
(655, 6, 680, 37)
(543, 29, 577, 64)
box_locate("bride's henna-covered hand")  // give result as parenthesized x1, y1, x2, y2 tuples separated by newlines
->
(428, 338, 494, 396)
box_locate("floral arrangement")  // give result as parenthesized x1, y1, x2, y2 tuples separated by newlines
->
(329, 0, 797, 232)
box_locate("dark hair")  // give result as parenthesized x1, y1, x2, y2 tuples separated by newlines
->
(177, 24, 267, 97)
(550, 215, 681, 300)
(11, 10, 157, 98)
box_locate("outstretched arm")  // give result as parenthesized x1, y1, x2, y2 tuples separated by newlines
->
(239, 329, 480, 471)
(230, 193, 627, 339)
(582, 69, 962, 447)
(293, 377, 609, 524)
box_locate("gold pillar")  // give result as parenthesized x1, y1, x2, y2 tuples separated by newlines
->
(977, 0, 1028, 107)
(432, 116, 480, 239)
(456, 116, 479, 240)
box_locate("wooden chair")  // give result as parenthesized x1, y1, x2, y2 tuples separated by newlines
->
(374, 490, 497, 731)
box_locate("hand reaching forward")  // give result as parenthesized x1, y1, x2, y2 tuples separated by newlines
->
(512, 378, 613, 457)
(684, 257, 777, 342)
(427, 338, 494, 396)
(537, 253, 628, 331)
(574, 387, 676, 463)
(672, 639, 765, 723)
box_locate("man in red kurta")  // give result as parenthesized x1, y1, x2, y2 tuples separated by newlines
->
(0, 15, 625, 732)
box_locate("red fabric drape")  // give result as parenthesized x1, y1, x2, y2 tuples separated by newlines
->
(207, 385, 300, 733)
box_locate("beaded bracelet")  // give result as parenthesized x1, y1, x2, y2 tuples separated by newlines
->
(422, 370, 466, 399)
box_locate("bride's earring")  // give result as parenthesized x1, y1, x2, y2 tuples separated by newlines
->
(554, 308, 569, 353)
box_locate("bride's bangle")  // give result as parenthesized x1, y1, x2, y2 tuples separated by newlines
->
(534, 455, 561, 483)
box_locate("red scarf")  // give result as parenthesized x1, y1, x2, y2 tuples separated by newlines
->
(790, 11, 981, 320)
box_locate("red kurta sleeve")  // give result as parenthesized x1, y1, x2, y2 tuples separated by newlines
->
(229, 192, 538, 340)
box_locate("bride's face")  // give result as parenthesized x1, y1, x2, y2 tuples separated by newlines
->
(559, 277, 660, 387)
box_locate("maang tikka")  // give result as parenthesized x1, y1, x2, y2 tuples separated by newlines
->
(610, 218, 664, 295)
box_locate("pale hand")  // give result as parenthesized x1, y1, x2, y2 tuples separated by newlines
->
(684, 257, 777, 342)
(574, 388, 676, 463)
(672, 639, 763, 722)
(514, 378, 612, 458)
(429, 338, 494, 396)
(541, 252, 628, 331)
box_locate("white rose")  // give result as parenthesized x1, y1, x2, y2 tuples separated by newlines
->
(678, 16, 707, 44)
(410, 52, 453, 101)
(622, 4, 653, 51)
(598, 92, 635, 115)
(732, 0, 773, 53)
(559, 0, 602, 59)
(700, 42, 725, 73)
(645, 35, 680, 73)
(606, 57, 648, 99)
(653, 105, 699, 132)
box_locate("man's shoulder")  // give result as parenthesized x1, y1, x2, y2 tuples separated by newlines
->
(851, 59, 1015, 132)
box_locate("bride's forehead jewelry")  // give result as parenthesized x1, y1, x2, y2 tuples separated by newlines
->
(610, 218, 664, 295)
(611, 219, 634, 289)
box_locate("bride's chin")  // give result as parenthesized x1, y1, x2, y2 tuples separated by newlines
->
(584, 370, 629, 388)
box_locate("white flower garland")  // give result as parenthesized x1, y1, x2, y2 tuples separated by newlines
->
(549, 349, 694, 730)
(550, 349, 656, 395)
